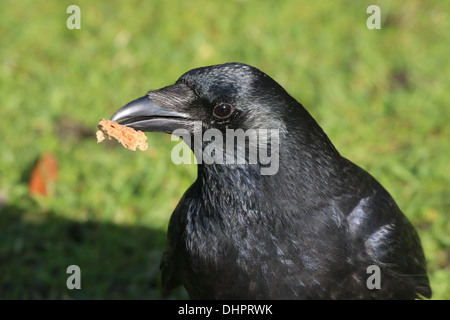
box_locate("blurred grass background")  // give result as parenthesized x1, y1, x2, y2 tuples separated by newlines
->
(0, 0, 448, 299)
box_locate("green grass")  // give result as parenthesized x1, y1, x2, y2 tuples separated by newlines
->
(0, 0, 448, 299)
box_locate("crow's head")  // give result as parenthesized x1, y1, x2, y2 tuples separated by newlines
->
(111, 62, 338, 177)
(111, 63, 317, 136)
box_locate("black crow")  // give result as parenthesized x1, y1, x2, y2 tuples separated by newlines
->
(110, 62, 431, 299)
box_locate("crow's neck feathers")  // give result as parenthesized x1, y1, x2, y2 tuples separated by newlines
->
(192, 107, 345, 225)
(182, 64, 348, 243)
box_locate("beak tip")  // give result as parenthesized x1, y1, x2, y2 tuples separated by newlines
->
(109, 112, 121, 123)
(108, 94, 190, 129)
(109, 96, 152, 123)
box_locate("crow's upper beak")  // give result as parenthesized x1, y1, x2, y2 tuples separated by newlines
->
(110, 93, 192, 134)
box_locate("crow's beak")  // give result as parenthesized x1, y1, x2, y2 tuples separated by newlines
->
(110, 95, 191, 134)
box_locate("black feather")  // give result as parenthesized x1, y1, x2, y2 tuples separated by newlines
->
(150, 63, 431, 299)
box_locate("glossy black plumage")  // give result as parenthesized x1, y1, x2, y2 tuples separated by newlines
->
(111, 63, 431, 299)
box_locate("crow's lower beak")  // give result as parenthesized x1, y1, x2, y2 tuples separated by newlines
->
(110, 95, 191, 133)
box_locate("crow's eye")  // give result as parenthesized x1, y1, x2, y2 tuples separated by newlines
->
(213, 103, 234, 119)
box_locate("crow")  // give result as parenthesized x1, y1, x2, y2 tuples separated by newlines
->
(110, 62, 431, 299)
